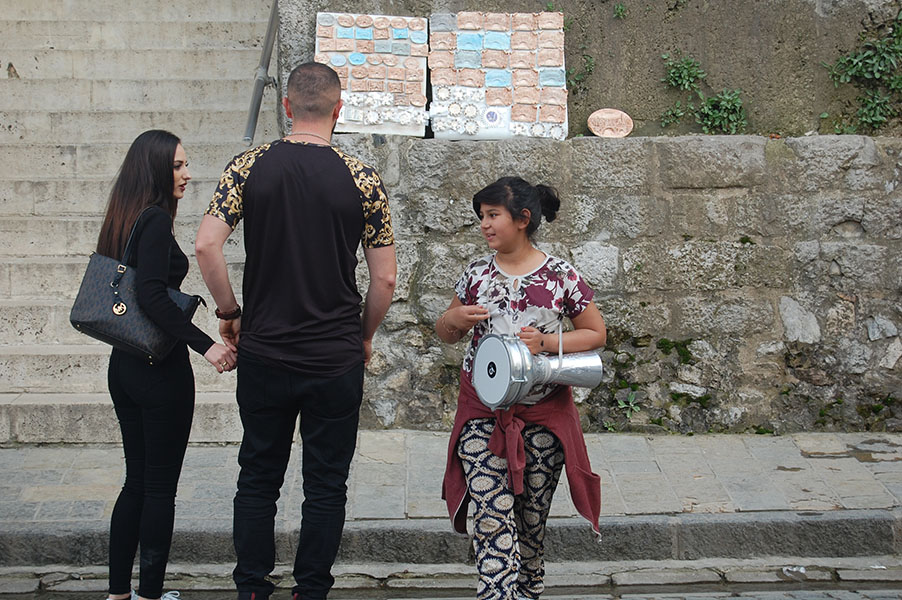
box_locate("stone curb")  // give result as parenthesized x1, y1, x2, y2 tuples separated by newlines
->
(2, 510, 900, 567)
(3, 556, 902, 596)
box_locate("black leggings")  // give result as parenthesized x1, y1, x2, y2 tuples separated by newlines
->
(107, 344, 195, 599)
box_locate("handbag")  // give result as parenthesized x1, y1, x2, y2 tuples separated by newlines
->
(70, 207, 205, 363)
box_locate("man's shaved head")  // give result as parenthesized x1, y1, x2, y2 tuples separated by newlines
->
(286, 62, 341, 121)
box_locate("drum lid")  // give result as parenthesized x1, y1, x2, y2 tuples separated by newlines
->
(472, 335, 513, 410)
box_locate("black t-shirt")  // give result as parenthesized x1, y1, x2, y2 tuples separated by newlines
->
(206, 139, 393, 376)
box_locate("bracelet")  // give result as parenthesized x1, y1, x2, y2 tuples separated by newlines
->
(215, 305, 241, 320)
(439, 313, 458, 336)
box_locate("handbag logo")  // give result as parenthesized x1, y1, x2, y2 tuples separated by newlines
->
(112, 302, 127, 315)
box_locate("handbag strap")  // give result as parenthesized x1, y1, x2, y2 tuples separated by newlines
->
(110, 206, 156, 289)
(121, 206, 156, 267)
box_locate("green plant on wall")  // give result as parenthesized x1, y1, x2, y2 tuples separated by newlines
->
(660, 51, 747, 134)
(824, 9, 901, 132)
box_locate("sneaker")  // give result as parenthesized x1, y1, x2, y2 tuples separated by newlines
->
(105, 592, 138, 600)
(160, 593, 181, 600)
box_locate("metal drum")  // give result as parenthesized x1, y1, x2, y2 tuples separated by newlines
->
(472, 334, 604, 411)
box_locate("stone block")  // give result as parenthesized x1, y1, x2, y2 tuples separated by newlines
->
(569, 242, 619, 289)
(657, 136, 767, 189)
(819, 241, 893, 288)
(785, 135, 887, 192)
(621, 241, 792, 293)
(677, 293, 775, 335)
(569, 137, 652, 190)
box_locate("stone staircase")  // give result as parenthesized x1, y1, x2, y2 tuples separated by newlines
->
(0, 0, 280, 444)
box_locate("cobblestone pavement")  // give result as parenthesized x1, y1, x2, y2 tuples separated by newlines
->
(2, 431, 901, 527)
(2, 432, 902, 597)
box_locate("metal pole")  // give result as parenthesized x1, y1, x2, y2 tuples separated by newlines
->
(243, 0, 280, 145)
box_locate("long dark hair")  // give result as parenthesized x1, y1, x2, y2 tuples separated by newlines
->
(472, 176, 561, 237)
(96, 130, 181, 259)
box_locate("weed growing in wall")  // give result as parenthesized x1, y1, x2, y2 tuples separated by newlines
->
(824, 9, 901, 132)
(660, 51, 747, 134)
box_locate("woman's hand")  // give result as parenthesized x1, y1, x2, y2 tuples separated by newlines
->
(517, 326, 548, 355)
(204, 342, 237, 373)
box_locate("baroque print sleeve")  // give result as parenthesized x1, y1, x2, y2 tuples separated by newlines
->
(205, 144, 271, 230)
(334, 149, 394, 249)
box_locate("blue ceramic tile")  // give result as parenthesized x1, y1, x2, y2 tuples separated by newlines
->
(455, 51, 482, 69)
(348, 52, 367, 65)
(393, 28, 409, 39)
(355, 27, 373, 40)
(374, 39, 393, 53)
(430, 14, 456, 32)
(409, 30, 429, 45)
(391, 41, 411, 55)
(336, 26, 355, 39)
(484, 31, 511, 51)
(485, 69, 513, 87)
(457, 32, 484, 51)
(539, 68, 567, 87)
(329, 54, 347, 67)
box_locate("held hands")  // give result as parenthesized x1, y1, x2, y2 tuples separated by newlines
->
(517, 326, 548, 355)
(204, 342, 237, 373)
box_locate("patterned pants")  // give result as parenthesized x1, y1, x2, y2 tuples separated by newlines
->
(457, 418, 565, 600)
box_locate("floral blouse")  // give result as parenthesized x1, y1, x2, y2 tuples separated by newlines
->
(455, 253, 595, 404)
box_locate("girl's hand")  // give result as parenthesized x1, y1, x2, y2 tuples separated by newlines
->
(204, 342, 237, 373)
(517, 326, 547, 355)
(445, 304, 489, 332)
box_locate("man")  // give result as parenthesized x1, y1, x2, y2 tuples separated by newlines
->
(195, 62, 396, 600)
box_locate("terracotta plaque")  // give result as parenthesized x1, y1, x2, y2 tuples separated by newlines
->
(587, 108, 634, 138)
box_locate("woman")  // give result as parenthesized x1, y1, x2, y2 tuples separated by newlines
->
(97, 130, 236, 600)
(438, 177, 606, 600)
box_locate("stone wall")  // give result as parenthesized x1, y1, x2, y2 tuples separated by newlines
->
(278, 0, 902, 137)
(321, 133, 902, 434)
(273, 1, 900, 433)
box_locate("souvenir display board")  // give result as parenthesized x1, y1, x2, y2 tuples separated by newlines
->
(428, 12, 568, 140)
(314, 12, 429, 136)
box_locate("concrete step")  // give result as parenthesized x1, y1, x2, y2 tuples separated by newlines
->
(0, 0, 273, 22)
(2, 48, 263, 80)
(0, 142, 255, 180)
(0, 79, 261, 111)
(0, 345, 237, 394)
(0, 392, 240, 444)
(1, 20, 270, 50)
(0, 106, 280, 144)
(0, 257, 243, 300)
(0, 177, 230, 217)
(0, 216, 247, 258)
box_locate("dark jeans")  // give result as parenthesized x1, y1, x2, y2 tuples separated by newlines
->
(233, 350, 364, 600)
(107, 344, 195, 599)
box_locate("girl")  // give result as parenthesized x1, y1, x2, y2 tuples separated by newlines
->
(438, 177, 606, 600)
(98, 130, 236, 600)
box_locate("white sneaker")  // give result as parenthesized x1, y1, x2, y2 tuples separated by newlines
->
(160, 593, 181, 600)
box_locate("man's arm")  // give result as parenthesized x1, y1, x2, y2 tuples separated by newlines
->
(361, 244, 397, 364)
(195, 214, 240, 349)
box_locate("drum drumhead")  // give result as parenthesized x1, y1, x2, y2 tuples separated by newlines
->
(472, 335, 513, 410)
